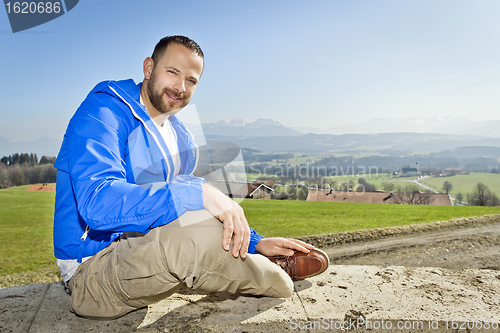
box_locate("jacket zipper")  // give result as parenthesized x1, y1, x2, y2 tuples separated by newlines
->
(77, 225, 90, 263)
(109, 84, 172, 181)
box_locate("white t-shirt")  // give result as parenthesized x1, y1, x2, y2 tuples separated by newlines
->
(152, 119, 181, 177)
(140, 96, 181, 177)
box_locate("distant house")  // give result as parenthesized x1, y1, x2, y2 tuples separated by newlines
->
(444, 168, 468, 176)
(239, 182, 274, 199)
(210, 181, 274, 199)
(401, 167, 419, 177)
(306, 190, 452, 206)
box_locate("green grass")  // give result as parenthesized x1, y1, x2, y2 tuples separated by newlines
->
(240, 199, 499, 238)
(0, 186, 59, 283)
(419, 173, 500, 198)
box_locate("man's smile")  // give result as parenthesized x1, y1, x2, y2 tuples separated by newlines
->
(165, 91, 182, 102)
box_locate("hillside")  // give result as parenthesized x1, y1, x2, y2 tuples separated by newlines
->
(419, 172, 500, 198)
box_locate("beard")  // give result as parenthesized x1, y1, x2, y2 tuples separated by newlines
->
(146, 71, 189, 116)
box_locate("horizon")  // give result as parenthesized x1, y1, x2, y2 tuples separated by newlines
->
(1, 114, 499, 142)
(1, 115, 499, 159)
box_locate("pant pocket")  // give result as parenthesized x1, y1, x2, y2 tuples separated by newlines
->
(115, 239, 172, 303)
(70, 249, 134, 319)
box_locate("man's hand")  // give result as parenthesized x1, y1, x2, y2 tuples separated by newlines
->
(255, 237, 314, 257)
(202, 183, 251, 258)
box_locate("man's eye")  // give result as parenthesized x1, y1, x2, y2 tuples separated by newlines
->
(167, 70, 177, 75)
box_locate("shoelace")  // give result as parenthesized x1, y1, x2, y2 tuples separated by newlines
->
(275, 257, 296, 280)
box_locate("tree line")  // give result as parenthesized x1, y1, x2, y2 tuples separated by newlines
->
(441, 180, 500, 206)
(244, 152, 500, 176)
(0, 153, 57, 189)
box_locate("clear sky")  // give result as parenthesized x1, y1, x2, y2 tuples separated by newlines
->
(1, 0, 499, 142)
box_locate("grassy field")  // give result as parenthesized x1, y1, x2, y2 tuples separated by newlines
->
(419, 173, 500, 198)
(1, 185, 499, 287)
(240, 199, 499, 238)
(0, 185, 59, 287)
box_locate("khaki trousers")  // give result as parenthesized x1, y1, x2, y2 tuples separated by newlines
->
(68, 211, 293, 319)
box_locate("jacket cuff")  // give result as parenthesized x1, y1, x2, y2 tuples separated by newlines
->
(248, 228, 264, 254)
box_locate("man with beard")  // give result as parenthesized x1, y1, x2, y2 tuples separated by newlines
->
(53, 35, 328, 319)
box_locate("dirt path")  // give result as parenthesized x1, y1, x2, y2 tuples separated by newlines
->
(325, 222, 500, 270)
(298, 214, 500, 272)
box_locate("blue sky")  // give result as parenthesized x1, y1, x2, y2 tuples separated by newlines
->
(1, 0, 499, 142)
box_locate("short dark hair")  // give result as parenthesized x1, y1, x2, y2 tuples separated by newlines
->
(151, 35, 204, 63)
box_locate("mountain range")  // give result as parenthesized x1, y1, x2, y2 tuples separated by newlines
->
(202, 118, 302, 137)
(0, 136, 61, 159)
(204, 116, 499, 138)
(314, 116, 499, 137)
(1, 116, 498, 158)
(202, 117, 500, 154)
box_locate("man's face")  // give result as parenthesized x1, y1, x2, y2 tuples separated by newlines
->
(145, 43, 204, 117)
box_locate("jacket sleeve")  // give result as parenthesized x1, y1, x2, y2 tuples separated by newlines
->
(249, 229, 264, 254)
(58, 96, 205, 233)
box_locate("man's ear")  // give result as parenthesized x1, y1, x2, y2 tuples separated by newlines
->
(143, 57, 154, 80)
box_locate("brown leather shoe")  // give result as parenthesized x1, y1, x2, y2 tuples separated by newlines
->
(267, 248, 329, 281)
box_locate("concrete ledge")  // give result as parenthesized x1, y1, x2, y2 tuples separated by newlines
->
(1, 265, 499, 332)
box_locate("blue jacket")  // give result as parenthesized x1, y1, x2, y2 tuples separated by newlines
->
(54, 79, 263, 262)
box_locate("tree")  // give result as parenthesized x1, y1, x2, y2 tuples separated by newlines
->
(393, 184, 432, 205)
(467, 183, 499, 206)
(357, 178, 376, 192)
(39, 156, 51, 164)
(286, 184, 297, 200)
(328, 179, 337, 190)
(297, 186, 309, 200)
(492, 194, 500, 207)
(340, 180, 355, 192)
(382, 181, 396, 192)
(442, 181, 453, 194)
(10, 165, 25, 186)
(12, 153, 20, 164)
(455, 192, 463, 204)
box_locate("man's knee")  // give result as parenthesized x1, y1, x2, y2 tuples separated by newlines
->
(159, 214, 223, 251)
(157, 215, 226, 276)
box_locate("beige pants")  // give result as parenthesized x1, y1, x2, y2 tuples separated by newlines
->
(68, 211, 293, 319)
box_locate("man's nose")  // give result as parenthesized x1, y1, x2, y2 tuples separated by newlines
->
(173, 77, 186, 94)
